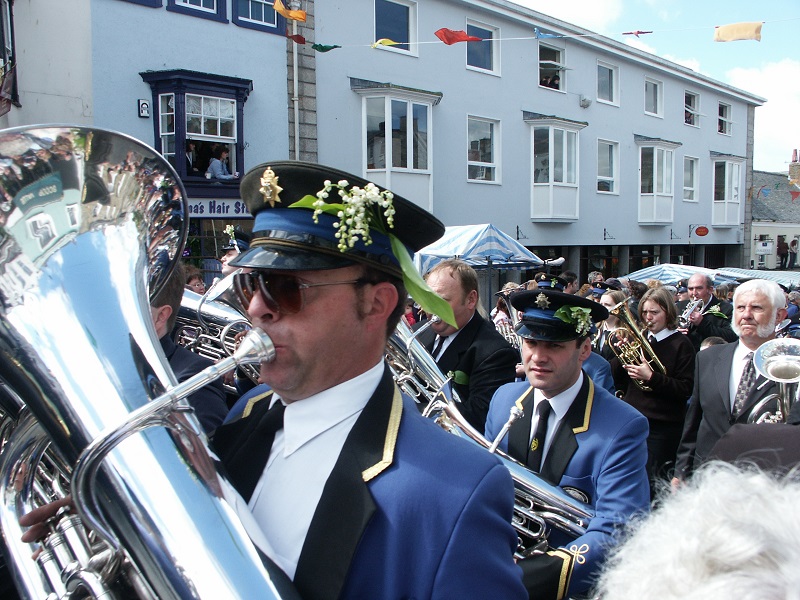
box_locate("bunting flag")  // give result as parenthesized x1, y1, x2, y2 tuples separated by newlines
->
(713, 21, 763, 42)
(533, 27, 561, 39)
(274, 0, 307, 23)
(311, 43, 342, 53)
(792, 191, 800, 202)
(287, 32, 306, 45)
(622, 30, 653, 38)
(790, 179, 800, 188)
(434, 28, 482, 45)
(762, 188, 771, 197)
(372, 38, 401, 48)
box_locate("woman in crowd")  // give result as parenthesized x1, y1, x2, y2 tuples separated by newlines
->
(609, 286, 696, 499)
(594, 289, 627, 362)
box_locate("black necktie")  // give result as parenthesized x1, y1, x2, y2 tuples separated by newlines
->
(648, 333, 657, 345)
(527, 400, 551, 473)
(432, 335, 447, 359)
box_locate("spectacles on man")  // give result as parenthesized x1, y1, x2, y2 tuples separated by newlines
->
(186, 281, 205, 290)
(233, 271, 368, 314)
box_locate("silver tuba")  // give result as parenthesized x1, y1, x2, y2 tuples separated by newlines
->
(0, 125, 293, 599)
(747, 337, 800, 424)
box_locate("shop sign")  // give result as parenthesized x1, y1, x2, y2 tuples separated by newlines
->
(187, 199, 252, 218)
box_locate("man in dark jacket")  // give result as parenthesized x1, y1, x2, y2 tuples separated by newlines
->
(416, 259, 518, 431)
(676, 273, 737, 352)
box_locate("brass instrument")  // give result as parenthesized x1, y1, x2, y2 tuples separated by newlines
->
(0, 125, 294, 599)
(747, 337, 800, 424)
(678, 298, 703, 328)
(386, 320, 592, 560)
(175, 270, 260, 391)
(606, 300, 667, 392)
(493, 286, 523, 352)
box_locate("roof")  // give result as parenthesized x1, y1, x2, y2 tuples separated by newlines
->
(752, 170, 800, 223)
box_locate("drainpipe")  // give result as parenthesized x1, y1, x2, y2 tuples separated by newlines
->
(290, 2, 301, 160)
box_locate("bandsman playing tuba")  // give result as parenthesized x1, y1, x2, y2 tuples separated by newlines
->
(609, 287, 696, 499)
(486, 288, 649, 600)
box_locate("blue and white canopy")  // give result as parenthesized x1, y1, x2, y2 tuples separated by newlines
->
(624, 264, 737, 286)
(416, 224, 543, 274)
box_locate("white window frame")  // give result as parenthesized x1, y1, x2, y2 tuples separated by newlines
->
(597, 139, 618, 194)
(465, 19, 500, 76)
(684, 91, 700, 127)
(538, 42, 566, 91)
(185, 93, 237, 143)
(467, 115, 500, 183)
(644, 76, 663, 117)
(362, 94, 432, 173)
(177, 0, 217, 14)
(712, 158, 742, 226)
(637, 140, 678, 224)
(374, 0, 418, 57)
(718, 102, 732, 135)
(683, 156, 699, 202)
(596, 61, 618, 105)
(158, 93, 176, 164)
(237, 0, 277, 26)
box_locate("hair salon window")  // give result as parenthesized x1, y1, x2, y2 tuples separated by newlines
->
(365, 96, 430, 171)
(141, 70, 252, 194)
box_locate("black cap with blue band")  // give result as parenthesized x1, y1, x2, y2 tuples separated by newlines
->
(512, 289, 609, 342)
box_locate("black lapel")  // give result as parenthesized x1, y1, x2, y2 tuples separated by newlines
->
(540, 376, 593, 485)
(437, 314, 483, 372)
(293, 366, 401, 600)
(210, 393, 277, 502)
(507, 386, 536, 462)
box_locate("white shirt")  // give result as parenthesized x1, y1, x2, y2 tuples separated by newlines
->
(530, 372, 585, 463)
(248, 361, 384, 578)
(432, 313, 473, 360)
(651, 328, 678, 343)
(729, 341, 756, 412)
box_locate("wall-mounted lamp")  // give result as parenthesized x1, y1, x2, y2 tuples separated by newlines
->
(137, 99, 150, 118)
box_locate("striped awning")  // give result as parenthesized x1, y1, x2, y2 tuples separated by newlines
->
(416, 224, 543, 274)
(624, 264, 737, 286)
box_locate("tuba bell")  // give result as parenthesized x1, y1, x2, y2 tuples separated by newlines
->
(0, 125, 294, 599)
(747, 337, 800, 424)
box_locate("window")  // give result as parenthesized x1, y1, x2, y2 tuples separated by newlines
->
(684, 91, 699, 126)
(375, 0, 416, 54)
(467, 117, 499, 182)
(683, 157, 698, 201)
(712, 159, 741, 226)
(0, 0, 17, 110)
(718, 102, 732, 135)
(597, 140, 618, 193)
(644, 77, 662, 116)
(466, 21, 499, 74)
(534, 126, 576, 184)
(167, 0, 227, 22)
(597, 61, 618, 104)
(233, 0, 284, 33)
(539, 44, 564, 90)
(141, 70, 253, 195)
(365, 96, 430, 171)
(637, 140, 677, 224)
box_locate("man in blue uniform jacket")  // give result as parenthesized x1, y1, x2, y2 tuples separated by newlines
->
(486, 288, 649, 600)
(211, 162, 526, 600)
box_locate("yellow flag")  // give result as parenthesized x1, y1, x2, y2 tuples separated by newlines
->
(274, 0, 306, 23)
(371, 38, 401, 48)
(713, 22, 762, 42)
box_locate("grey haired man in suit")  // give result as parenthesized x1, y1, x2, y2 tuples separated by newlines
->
(673, 278, 788, 486)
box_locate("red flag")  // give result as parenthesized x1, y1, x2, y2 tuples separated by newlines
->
(622, 30, 653, 38)
(434, 28, 482, 45)
(286, 32, 306, 44)
(791, 191, 800, 202)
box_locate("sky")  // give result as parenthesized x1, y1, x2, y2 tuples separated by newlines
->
(513, 0, 800, 174)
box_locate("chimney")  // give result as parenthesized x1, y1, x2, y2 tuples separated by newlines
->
(791, 149, 800, 183)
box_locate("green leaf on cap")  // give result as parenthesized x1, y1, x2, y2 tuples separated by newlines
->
(291, 194, 345, 215)
(390, 234, 456, 328)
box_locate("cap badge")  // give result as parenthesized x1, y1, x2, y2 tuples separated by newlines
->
(536, 293, 550, 309)
(259, 167, 283, 207)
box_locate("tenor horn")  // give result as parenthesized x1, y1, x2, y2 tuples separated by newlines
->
(747, 337, 800, 424)
(0, 125, 294, 599)
(606, 299, 666, 393)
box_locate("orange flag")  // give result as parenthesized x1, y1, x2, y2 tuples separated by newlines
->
(371, 38, 401, 48)
(274, 0, 306, 23)
(713, 22, 762, 42)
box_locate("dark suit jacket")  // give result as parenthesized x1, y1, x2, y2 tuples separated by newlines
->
(675, 341, 779, 478)
(161, 336, 228, 433)
(676, 296, 737, 351)
(416, 313, 517, 431)
(211, 366, 527, 600)
(486, 376, 650, 600)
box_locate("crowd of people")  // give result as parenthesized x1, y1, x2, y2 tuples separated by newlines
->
(17, 159, 800, 600)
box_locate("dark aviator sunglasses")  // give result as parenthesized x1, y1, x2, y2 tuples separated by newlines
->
(233, 271, 368, 314)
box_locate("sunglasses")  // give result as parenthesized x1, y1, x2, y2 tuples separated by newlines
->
(233, 271, 368, 314)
